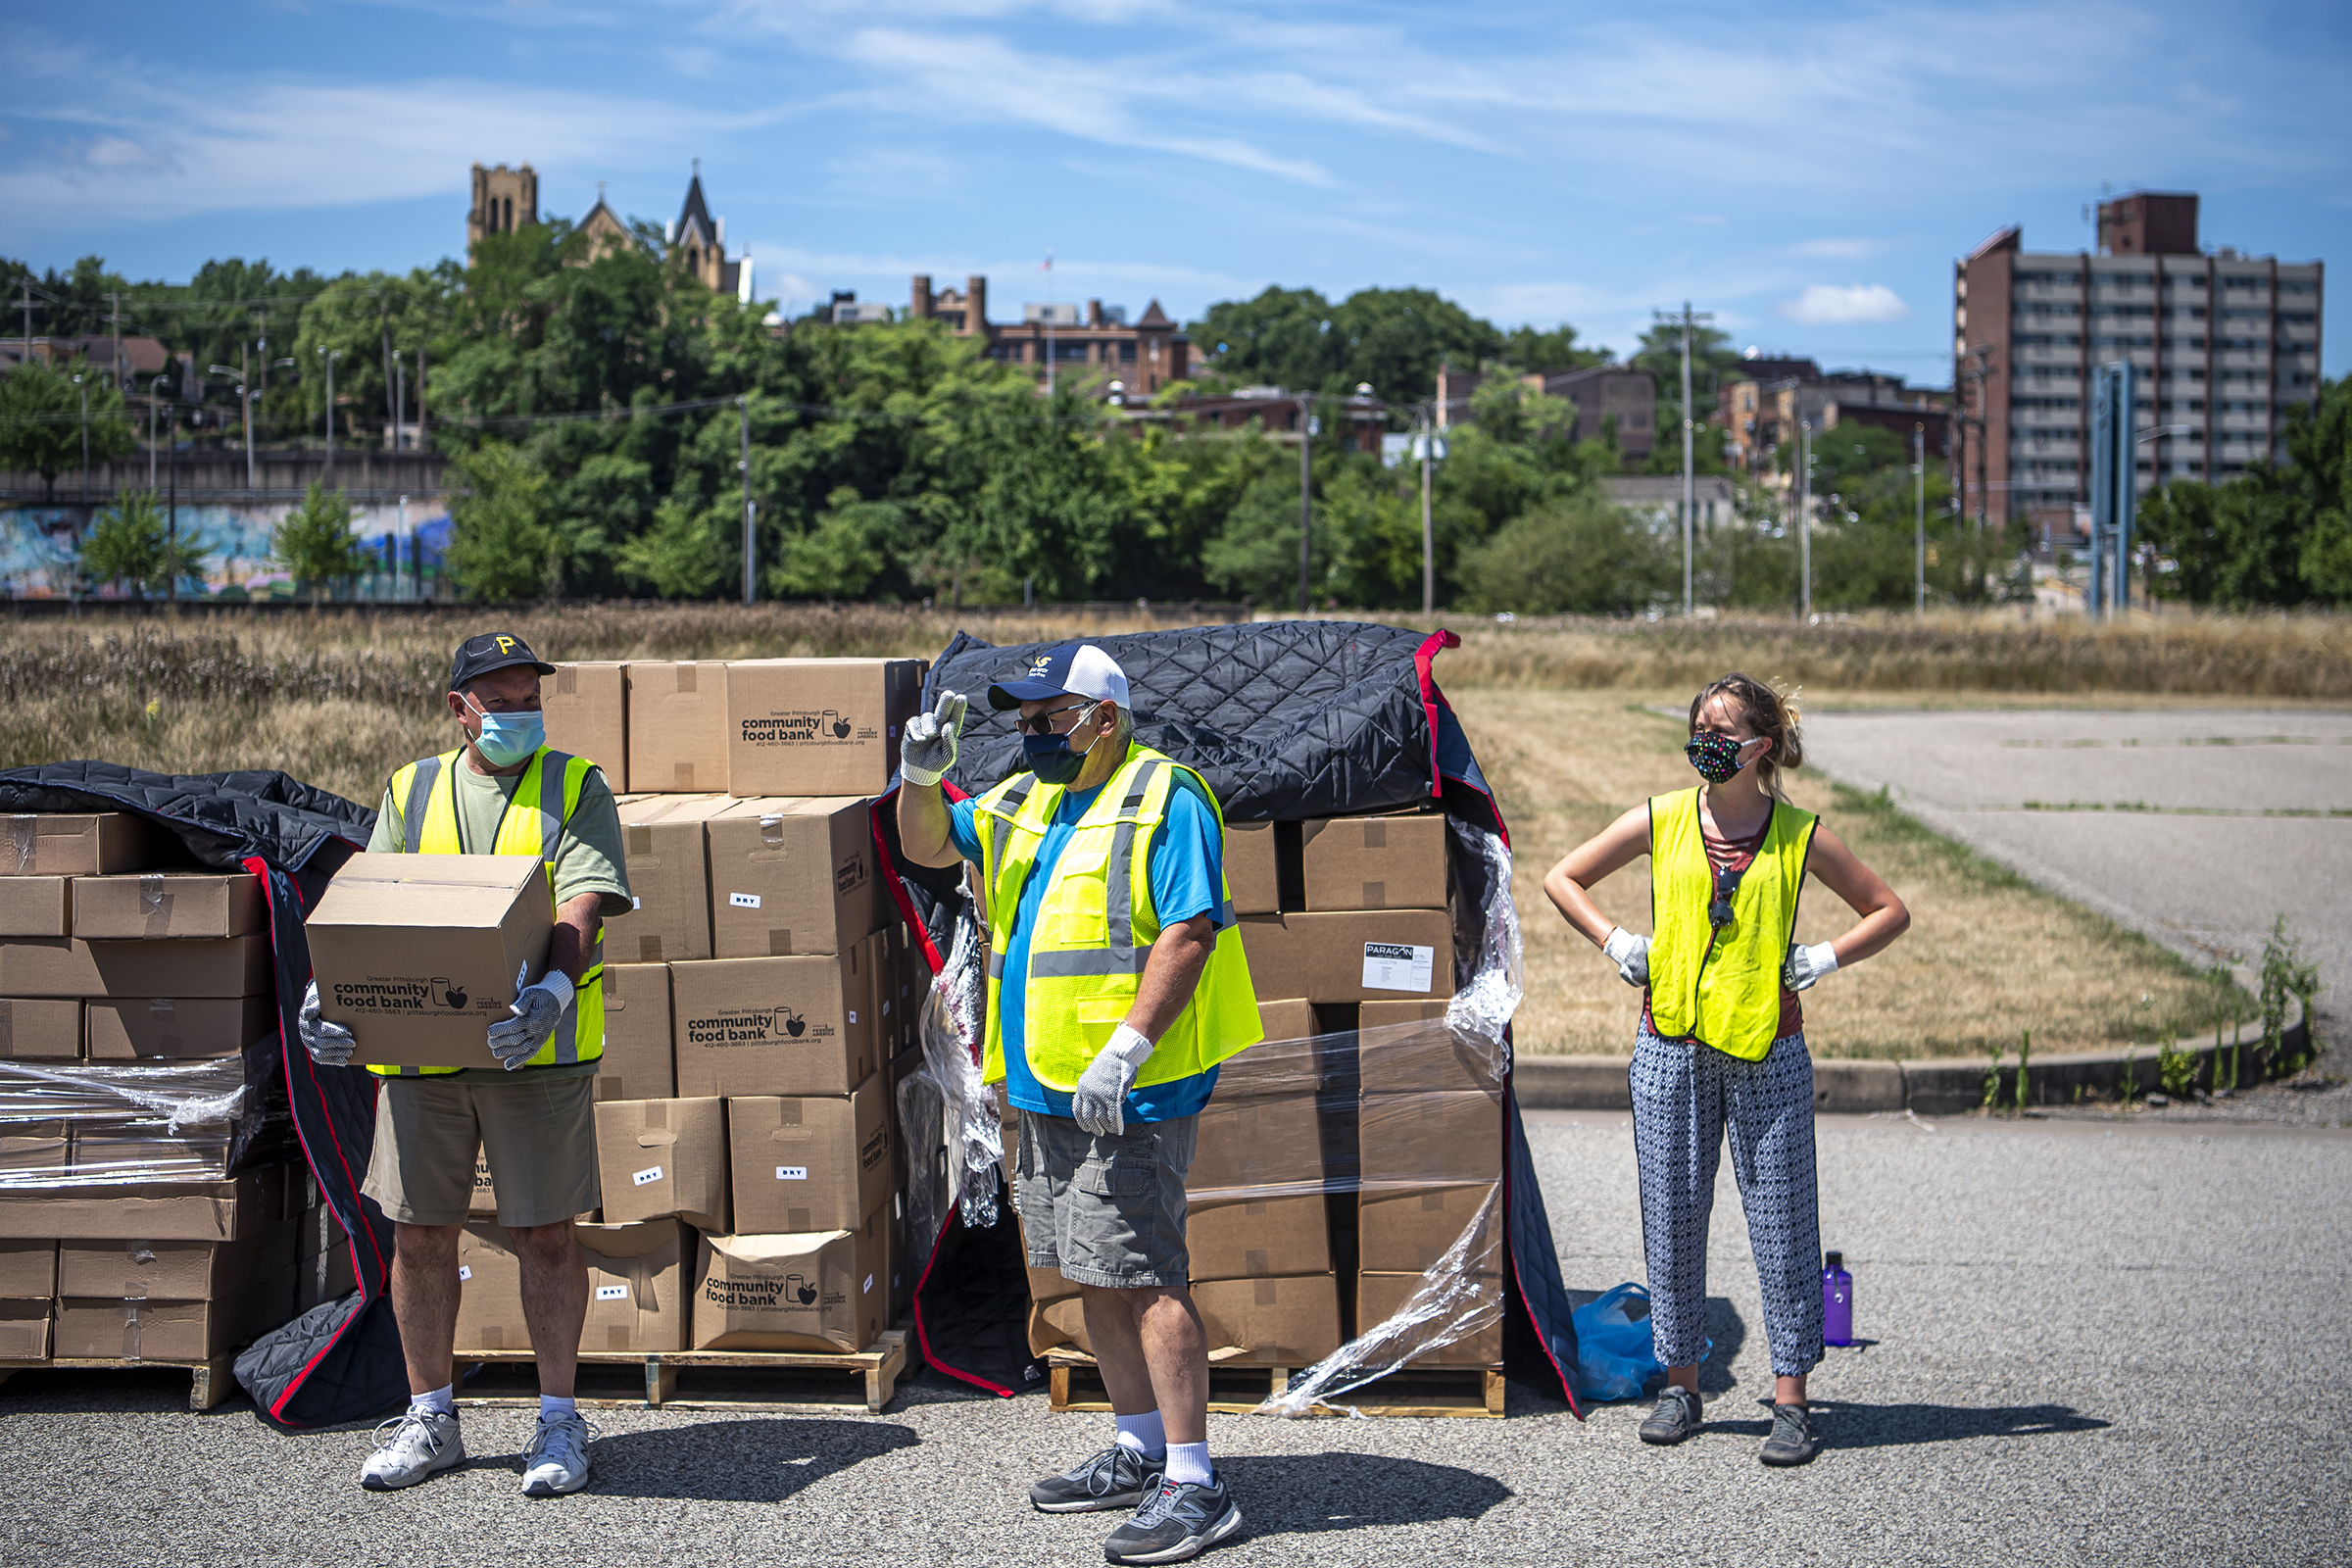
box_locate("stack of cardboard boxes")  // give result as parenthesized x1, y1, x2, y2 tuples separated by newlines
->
(0, 812, 313, 1364)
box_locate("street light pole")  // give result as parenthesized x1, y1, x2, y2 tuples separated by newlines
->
(240, 343, 254, 492)
(1298, 392, 1313, 615)
(1420, 400, 1435, 616)
(1797, 418, 1813, 621)
(740, 395, 755, 606)
(1914, 421, 1927, 616)
(74, 374, 88, 492)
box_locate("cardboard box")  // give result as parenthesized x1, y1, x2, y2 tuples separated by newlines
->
(1300, 812, 1447, 912)
(1224, 823, 1279, 915)
(58, 1221, 301, 1301)
(468, 1150, 499, 1216)
(1357, 1180, 1501, 1274)
(727, 1076, 891, 1235)
(85, 995, 272, 1060)
(451, 1224, 523, 1350)
(456, 1218, 688, 1354)
(0, 1300, 47, 1358)
(0, 876, 71, 937)
(1187, 1194, 1332, 1282)
(1214, 1011, 1330, 1099)
(691, 1208, 889, 1352)
(1190, 1090, 1325, 1198)
(626, 662, 731, 794)
(1355, 1270, 1502, 1365)
(73, 1127, 242, 1185)
(593, 1098, 728, 1230)
(0, 813, 172, 877)
(1356, 1005, 1503, 1096)
(1236, 910, 1454, 1004)
(723, 658, 924, 799)
(706, 796, 879, 959)
(0, 937, 272, 1000)
(0, 1121, 70, 1181)
(671, 945, 878, 1100)
(54, 1266, 297, 1358)
(608, 795, 732, 963)
(0, 998, 80, 1058)
(307, 853, 554, 1069)
(1193, 1275, 1343, 1365)
(544, 662, 629, 793)
(596, 963, 674, 1102)
(73, 871, 266, 940)
(1254, 998, 1313, 1044)
(0, 1239, 56, 1298)
(1358, 1089, 1502, 1187)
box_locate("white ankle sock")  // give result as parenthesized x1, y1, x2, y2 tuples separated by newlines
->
(1113, 1410, 1165, 1459)
(1163, 1441, 1211, 1487)
(411, 1384, 454, 1417)
(539, 1395, 575, 1422)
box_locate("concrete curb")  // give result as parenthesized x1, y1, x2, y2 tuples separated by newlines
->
(1513, 1020, 2314, 1115)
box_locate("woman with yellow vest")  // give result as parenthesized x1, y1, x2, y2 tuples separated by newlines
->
(297, 633, 630, 1500)
(1544, 673, 1908, 1468)
(898, 643, 1259, 1566)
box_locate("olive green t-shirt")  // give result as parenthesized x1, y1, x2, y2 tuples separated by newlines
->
(367, 757, 631, 1081)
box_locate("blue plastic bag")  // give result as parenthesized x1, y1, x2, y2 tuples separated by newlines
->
(1570, 1283, 1669, 1402)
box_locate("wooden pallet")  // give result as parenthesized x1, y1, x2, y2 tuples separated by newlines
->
(0, 1352, 240, 1411)
(456, 1328, 910, 1414)
(1047, 1352, 1503, 1419)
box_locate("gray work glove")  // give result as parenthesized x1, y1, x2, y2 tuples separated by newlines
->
(487, 969, 575, 1070)
(1070, 1023, 1156, 1138)
(298, 980, 356, 1067)
(1601, 926, 1651, 988)
(1783, 941, 1839, 993)
(900, 690, 968, 787)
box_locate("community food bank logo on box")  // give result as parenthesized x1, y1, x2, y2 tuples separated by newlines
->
(701, 1273, 841, 1309)
(740, 709, 879, 749)
(329, 975, 497, 1015)
(682, 1005, 829, 1048)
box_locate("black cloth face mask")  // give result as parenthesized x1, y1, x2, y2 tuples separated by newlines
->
(1685, 732, 1752, 785)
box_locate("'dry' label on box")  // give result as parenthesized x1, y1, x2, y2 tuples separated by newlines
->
(1362, 942, 1435, 993)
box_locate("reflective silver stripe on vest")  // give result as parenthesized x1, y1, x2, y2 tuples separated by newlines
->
(551, 994, 580, 1064)
(536, 752, 571, 860)
(989, 775, 1040, 889)
(1102, 760, 1162, 950)
(1028, 948, 1150, 978)
(987, 951, 1005, 979)
(402, 756, 443, 854)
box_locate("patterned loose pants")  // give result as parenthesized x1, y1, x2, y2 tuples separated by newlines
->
(1630, 1022, 1824, 1377)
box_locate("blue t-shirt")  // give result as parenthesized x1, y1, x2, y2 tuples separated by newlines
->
(950, 772, 1228, 1122)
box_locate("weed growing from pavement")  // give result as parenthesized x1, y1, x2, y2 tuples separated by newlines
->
(2158, 1036, 2196, 1099)
(2015, 1030, 2033, 1111)
(2259, 916, 2322, 1076)
(2121, 1046, 2140, 1108)
(1983, 1041, 2005, 1113)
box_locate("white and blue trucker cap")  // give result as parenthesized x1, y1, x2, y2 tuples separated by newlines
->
(987, 643, 1132, 712)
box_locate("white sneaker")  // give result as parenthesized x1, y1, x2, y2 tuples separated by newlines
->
(359, 1409, 466, 1491)
(520, 1412, 597, 1497)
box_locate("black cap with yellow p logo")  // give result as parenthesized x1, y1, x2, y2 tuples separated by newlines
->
(447, 631, 558, 692)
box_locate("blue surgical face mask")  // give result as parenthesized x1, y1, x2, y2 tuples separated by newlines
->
(1021, 700, 1102, 786)
(465, 694, 545, 768)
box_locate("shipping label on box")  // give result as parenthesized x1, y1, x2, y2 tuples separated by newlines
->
(544, 662, 629, 794)
(85, 995, 271, 1061)
(0, 813, 172, 877)
(1357, 1088, 1502, 1187)
(726, 1076, 891, 1235)
(1356, 1179, 1501, 1274)
(691, 1212, 887, 1353)
(706, 796, 879, 959)
(596, 963, 674, 1102)
(0, 998, 81, 1058)
(1300, 812, 1448, 912)
(626, 662, 731, 794)
(1356, 1270, 1502, 1366)
(593, 1097, 728, 1229)
(73, 871, 266, 940)
(0, 936, 271, 1000)
(608, 795, 732, 963)
(1186, 1193, 1333, 1282)
(1193, 1274, 1343, 1365)
(1224, 823, 1280, 915)
(723, 659, 923, 799)
(671, 948, 877, 1099)
(307, 853, 554, 1069)
(0, 877, 71, 937)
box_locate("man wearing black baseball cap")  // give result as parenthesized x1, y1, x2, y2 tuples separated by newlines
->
(300, 631, 629, 1498)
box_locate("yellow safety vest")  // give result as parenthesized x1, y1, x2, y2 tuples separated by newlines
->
(1646, 786, 1817, 1061)
(972, 744, 1262, 1094)
(367, 746, 606, 1078)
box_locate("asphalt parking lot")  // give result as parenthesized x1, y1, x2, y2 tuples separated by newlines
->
(3, 1106, 2345, 1567)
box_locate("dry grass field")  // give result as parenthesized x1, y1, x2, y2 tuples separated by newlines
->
(0, 603, 2313, 1055)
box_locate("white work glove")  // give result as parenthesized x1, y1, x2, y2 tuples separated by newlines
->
(1784, 942, 1839, 993)
(900, 690, 969, 787)
(1071, 1023, 1155, 1138)
(1601, 926, 1651, 988)
(487, 969, 574, 1070)
(298, 980, 356, 1067)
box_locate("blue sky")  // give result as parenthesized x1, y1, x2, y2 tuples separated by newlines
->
(5, 0, 2349, 387)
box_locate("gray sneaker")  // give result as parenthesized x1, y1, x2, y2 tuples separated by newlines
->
(1759, 1402, 1821, 1466)
(359, 1409, 466, 1491)
(1639, 1385, 1702, 1446)
(520, 1411, 598, 1496)
(1103, 1473, 1244, 1564)
(1031, 1445, 1162, 1513)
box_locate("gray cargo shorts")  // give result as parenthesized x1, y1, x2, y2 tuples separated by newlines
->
(1012, 1108, 1198, 1290)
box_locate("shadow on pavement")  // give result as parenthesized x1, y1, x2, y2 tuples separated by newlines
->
(1707, 1401, 2111, 1448)
(474, 1417, 920, 1502)
(1219, 1452, 1511, 1537)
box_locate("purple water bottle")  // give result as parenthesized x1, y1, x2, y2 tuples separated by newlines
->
(1823, 1250, 1854, 1347)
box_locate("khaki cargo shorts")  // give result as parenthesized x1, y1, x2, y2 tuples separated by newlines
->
(1013, 1108, 1197, 1290)
(362, 1073, 600, 1229)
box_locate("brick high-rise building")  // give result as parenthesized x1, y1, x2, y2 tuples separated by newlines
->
(907, 275, 1188, 395)
(1952, 191, 2323, 530)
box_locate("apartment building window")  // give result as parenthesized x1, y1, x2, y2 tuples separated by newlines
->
(1118, 342, 1137, 364)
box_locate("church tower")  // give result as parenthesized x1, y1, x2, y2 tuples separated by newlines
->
(467, 163, 538, 251)
(666, 161, 741, 296)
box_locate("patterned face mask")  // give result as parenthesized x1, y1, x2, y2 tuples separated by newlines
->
(1685, 731, 1751, 784)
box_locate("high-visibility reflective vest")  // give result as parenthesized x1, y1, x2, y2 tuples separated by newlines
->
(972, 745, 1262, 1094)
(1646, 785, 1817, 1062)
(366, 746, 606, 1078)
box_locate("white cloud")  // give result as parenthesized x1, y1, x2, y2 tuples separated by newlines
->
(1779, 283, 1912, 325)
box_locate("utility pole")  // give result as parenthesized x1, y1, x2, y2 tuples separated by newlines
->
(1655, 302, 1713, 616)
(1797, 417, 1813, 620)
(74, 373, 88, 491)
(392, 352, 405, 452)
(109, 291, 123, 408)
(1419, 399, 1435, 616)
(318, 346, 340, 477)
(16, 276, 29, 351)
(1298, 392, 1313, 615)
(1914, 421, 1927, 616)
(739, 395, 755, 606)
(167, 433, 177, 606)
(240, 342, 255, 492)
(416, 344, 427, 451)
(148, 374, 162, 492)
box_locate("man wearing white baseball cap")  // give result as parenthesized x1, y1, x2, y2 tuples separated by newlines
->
(898, 642, 1261, 1564)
